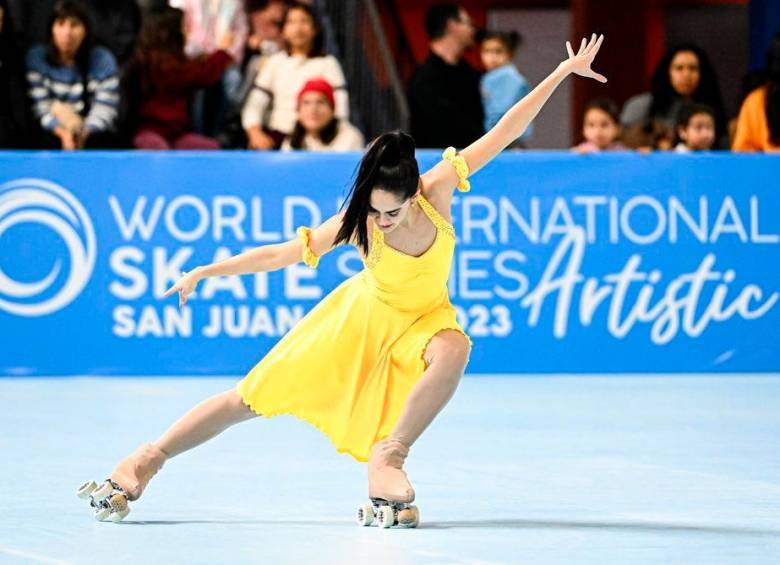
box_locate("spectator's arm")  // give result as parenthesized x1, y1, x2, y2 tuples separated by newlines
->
(181, 50, 234, 89)
(25, 48, 59, 131)
(241, 57, 275, 130)
(228, 3, 249, 62)
(324, 56, 350, 119)
(84, 49, 120, 133)
(731, 90, 762, 152)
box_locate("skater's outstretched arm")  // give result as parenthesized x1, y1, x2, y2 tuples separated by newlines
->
(164, 211, 345, 307)
(423, 33, 607, 194)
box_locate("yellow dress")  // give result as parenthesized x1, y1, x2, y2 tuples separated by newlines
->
(236, 154, 471, 462)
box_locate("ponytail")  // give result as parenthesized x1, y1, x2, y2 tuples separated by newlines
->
(334, 130, 419, 255)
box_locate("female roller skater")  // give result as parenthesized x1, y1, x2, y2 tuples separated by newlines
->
(78, 34, 606, 527)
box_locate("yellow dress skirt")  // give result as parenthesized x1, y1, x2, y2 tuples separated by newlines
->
(236, 194, 470, 462)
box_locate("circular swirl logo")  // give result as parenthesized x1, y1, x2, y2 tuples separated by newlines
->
(0, 179, 96, 316)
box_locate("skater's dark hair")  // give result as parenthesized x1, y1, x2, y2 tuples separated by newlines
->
(334, 130, 419, 255)
(765, 33, 780, 145)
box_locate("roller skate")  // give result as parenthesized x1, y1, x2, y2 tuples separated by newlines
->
(76, 442, 167, 522)
(356, 438, 420, 529)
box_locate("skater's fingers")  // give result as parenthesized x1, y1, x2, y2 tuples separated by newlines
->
(566, 40, 574, 59)
(163, 283, 179, 298)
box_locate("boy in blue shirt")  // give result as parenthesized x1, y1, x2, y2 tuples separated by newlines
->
(479, 30, 531, 147)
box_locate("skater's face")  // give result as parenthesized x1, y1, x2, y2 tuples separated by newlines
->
(52, 16, 86, 61)
(481, 38, 510, 71)
(678, 112, 715, 150)
(669, 50, 700, 97)
(582, 107, 621, 150)
(298, 91, 334, 133)
(368, 189, 416, 232)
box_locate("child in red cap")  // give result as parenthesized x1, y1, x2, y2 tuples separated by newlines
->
(282, 77, 364, 151)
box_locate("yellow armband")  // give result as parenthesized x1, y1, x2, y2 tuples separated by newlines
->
(442, 146, 471, 192)
(296, 226, 319, 268)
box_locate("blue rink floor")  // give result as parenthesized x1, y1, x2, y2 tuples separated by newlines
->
(1, 375, 779, 565)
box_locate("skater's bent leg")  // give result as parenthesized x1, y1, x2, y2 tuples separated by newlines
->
(390, 330, 471, 447)
(365, 331, 470, 504)
(155, 388, 257, 458)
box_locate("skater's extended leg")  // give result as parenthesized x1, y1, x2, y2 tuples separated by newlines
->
(155, 388, 257, 458)
(110, 388, 256, 501)
(368, 330, 470, 503)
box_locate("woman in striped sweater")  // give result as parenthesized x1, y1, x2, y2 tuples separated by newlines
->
(25, 0, 119, 150)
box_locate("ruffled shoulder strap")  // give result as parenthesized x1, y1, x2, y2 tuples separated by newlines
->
(442, 146, 471, 192)
(416, 194, 455, 239)
(364, 222, 383, 269)
(296, 226, 320, 268)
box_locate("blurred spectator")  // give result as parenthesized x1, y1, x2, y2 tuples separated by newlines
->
(409, 4, 483, 149)
(25, 0, 119, 150)
(621, 43, 727, 147)
(732, 33, 780, 152)
(244, 0, 286, 69)
(220, 0, 286, 147)
(0, 0, 32, 147)
(281, 78, 363, 151)
(170, 0, 248, 137)
(126, 6, 234, 150)
(622, 119, 674, 152)
(241, 2, 348, 150)
(85, 0, 141, 64)
(572, 98, 627, 153)
(171, 0, 247, 62)
(479, 29, 530, 147)
(674, 103, 716, 152)
(8, 0, 140, 64)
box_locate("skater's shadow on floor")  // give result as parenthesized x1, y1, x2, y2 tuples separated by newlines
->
(423, 519, 780, 536)
(122, 518, 780, 536)
(122, 519, 353, 527)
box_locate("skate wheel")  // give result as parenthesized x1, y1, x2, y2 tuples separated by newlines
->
(377, 505, 394, 529)
(91, 481, 113, 502)
(107, 493, 128, 513)
(397, 505, 420, 528)
(356, 503, 374, 526)
(77, 480, 97, 499)
(94, 506, 111, 521)
(109, 507, 130, 522)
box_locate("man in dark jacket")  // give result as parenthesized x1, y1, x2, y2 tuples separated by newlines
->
(408, 3, 484, 149)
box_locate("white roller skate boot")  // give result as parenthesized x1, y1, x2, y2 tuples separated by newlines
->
(356, 438, 419, 529)
(77, 442, 167, 522)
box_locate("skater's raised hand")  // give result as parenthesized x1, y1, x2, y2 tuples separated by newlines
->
(163, 270, 201, 308)
(564, 33, 607, 83)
